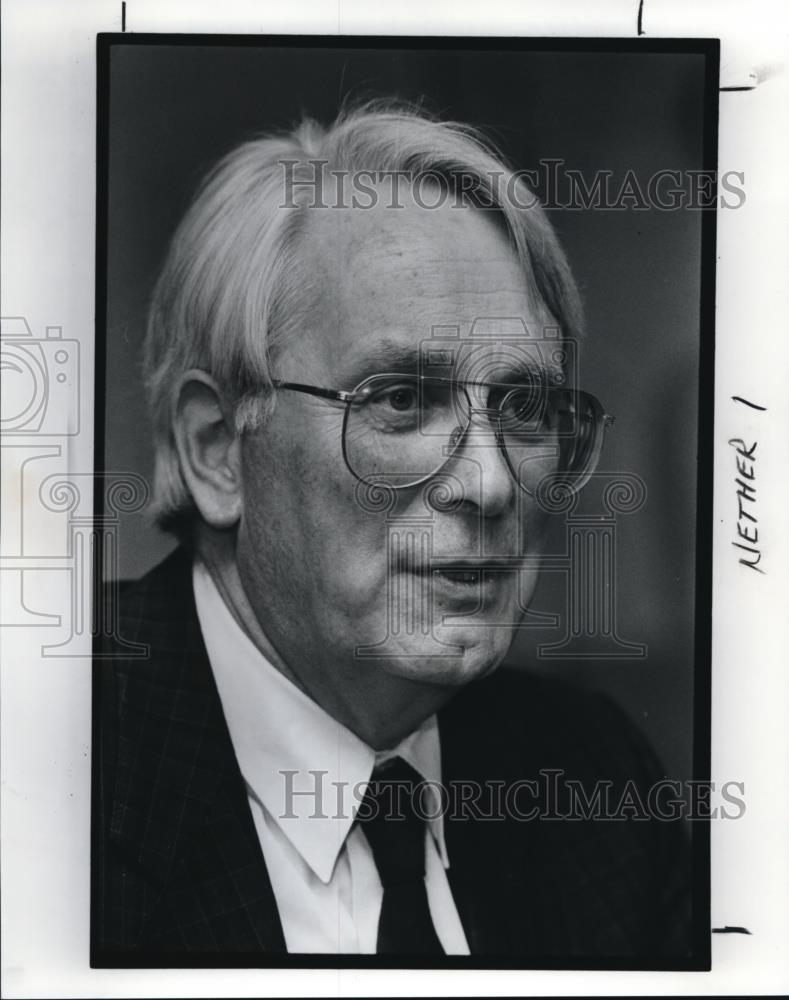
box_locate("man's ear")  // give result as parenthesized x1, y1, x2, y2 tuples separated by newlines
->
(172, 370, 243, 529)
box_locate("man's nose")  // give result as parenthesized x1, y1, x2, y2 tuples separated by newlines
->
(444, 414, 516, 517)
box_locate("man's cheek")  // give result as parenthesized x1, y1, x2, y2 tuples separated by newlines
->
(320, 522, 390, 605)
(520, 506, 551, 554)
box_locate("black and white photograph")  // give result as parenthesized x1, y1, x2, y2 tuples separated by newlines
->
(3, 3, 788, 997)
(92, 36, 714, 967)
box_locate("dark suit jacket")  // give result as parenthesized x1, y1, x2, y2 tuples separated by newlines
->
(93, 547, 699, 966)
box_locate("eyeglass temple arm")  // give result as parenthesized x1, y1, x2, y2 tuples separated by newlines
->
(271, 380, 355, 404)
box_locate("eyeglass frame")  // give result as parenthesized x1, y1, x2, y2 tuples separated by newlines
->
(270, 372, 614, 495)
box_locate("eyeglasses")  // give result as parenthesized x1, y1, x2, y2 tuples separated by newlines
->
(271, 372, 614, 495)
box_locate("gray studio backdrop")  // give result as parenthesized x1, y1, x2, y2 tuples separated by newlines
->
(103, 44, 707, 784)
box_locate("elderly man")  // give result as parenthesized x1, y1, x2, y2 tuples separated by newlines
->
(94, 104, 691, 962)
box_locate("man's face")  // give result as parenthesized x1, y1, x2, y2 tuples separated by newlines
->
(236, 188, 555, 693)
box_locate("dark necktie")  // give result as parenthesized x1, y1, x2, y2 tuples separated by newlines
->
(357, 756, 444, 955)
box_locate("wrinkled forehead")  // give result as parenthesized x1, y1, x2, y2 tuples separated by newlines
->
(281, 184, 561, 386)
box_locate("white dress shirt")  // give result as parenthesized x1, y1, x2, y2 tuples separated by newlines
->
(192, 561, 470, 954)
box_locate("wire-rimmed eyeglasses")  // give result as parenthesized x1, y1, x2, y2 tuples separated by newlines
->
(271, 372, 614, 495)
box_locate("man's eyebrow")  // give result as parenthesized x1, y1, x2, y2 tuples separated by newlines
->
(341, 341, 422, 385)
(340, 340, 565, 387)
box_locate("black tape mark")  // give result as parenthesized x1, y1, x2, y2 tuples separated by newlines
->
(712, 926, 752, 934)
(121, 1, 126, 31)
(637, 0, 645, 35)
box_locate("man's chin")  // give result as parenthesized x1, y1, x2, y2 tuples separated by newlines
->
(372, 630, 510, 687)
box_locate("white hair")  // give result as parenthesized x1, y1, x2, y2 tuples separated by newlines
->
(143, 101, 584, 531)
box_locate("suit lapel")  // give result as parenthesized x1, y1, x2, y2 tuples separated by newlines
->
(108, 548, 286, 952)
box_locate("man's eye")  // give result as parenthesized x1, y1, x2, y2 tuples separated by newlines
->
(500, 389, 540, 423)
(381, 385, 418, 411)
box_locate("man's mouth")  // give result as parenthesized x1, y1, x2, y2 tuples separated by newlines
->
(396, 557, 525, 601)
(433, 568, 481, 585)
(396, 558, 524, 609)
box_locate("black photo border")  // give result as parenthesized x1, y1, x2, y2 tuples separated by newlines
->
(92, 31, 717, 973)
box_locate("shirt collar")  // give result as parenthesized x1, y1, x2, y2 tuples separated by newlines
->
(192, 560, 448, 884)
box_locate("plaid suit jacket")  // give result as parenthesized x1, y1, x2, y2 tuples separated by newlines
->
(93, 547, 699, 966)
